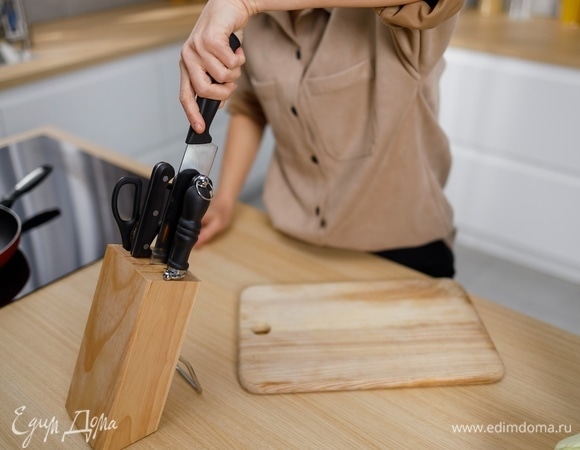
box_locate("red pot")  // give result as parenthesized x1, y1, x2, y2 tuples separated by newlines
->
(0, 204, 22, 269)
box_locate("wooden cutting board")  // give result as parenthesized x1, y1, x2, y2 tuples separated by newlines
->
(238, 278, 504, 394)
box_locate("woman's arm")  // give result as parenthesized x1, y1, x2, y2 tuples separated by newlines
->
(180, 0, 422, 132)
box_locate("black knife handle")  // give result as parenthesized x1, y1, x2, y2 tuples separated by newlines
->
(151, 168, 199, 264)
(185, 33, 241, 146)
(165, 176, 213, 277)
(131, 162, 175, 258)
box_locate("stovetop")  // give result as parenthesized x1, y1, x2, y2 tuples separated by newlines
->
(0, 134, 146, 306)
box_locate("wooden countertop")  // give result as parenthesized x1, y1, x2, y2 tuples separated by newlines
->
(0, 1, 204, 90)
(1, 3, 579, 90)
(1, 127, 578, 449)
(452, 9, 580, 69)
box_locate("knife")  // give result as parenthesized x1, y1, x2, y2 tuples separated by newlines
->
(178, 33, 241, 177)
(131, 162, 175, 257)
(150, 168, 199, 263)
(151, 32, 241, 265)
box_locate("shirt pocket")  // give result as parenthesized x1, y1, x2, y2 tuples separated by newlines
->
(304, 59, 376, 162)
(250, 77, 282, 127)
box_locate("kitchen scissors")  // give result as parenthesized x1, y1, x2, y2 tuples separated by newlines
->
(111, 162, 175, 257)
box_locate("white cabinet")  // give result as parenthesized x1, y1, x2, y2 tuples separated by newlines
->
(440, 47, 580, 283)
(0, 44, 188, 161)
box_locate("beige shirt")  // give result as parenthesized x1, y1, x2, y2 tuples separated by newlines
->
(228, 1, 463, 251)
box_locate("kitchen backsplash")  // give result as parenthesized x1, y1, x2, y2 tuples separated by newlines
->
(22, 0, 152, 24)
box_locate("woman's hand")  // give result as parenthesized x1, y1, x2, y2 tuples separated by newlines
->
(196, 195, 236, 247)
(179, 0, 250, 133)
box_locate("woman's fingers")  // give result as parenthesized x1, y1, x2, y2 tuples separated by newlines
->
(178, 0, 248, 130)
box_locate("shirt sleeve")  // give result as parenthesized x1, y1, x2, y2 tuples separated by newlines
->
(374, 0, 463, 30)
(226, 64, 268, 127)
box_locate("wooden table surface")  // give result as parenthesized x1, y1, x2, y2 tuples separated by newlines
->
(0, 128, 578, 449)
(0, 1, 205, 89)
(1, 3, 579, 90)
(451, 9, 580, 69)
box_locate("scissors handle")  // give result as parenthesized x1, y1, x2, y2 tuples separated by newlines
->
(111, 177, 142, 251)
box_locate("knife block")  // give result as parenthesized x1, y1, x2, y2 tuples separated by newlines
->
(66, 244, 200, 450)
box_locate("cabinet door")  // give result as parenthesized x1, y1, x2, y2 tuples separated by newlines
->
(441, 48, 580, 172)
(440, 48, 580, 282)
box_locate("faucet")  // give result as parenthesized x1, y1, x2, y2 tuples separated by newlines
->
(0, 0, 31, 50)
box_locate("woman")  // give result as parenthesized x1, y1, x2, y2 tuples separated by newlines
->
(179, 0, 463, 277)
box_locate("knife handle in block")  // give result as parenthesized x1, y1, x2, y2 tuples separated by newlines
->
(164, 177, 212, 280)
(151, 168, 199, 264)
(131, 162, 175, 258)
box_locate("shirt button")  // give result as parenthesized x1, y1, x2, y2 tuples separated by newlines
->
(315, 207, 320, 216)
(296, 49, 301, 60)
(320, 218, 327, 228)
(291, 106, 298, 116)
(310, 155, 318, 164)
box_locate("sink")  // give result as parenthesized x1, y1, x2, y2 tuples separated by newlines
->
(0, 40, 32, 65)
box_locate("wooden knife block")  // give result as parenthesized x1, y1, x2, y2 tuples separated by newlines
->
(66, 244, 200, 449)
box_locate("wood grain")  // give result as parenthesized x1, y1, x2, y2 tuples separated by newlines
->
(0, 128, 578, 450)
(65, 245, 200, 449)
(0, 1, 205, 89)
(239, 279, 504, 394)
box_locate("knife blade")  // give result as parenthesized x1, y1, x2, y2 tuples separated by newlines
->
(151, 32, 241, 265)
(177, 33, 242, 176)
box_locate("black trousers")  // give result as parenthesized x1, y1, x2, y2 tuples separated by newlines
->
(374, 240, 455, 278)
